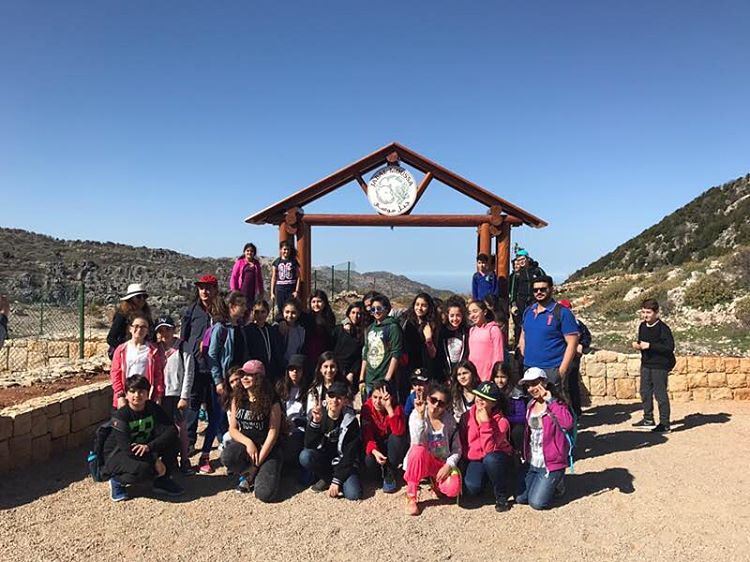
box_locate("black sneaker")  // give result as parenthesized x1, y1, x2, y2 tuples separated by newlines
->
(495, 498, 511, 512)
(152, 476, 184, 497)
(236, 476, 253, 494)
(632, 419, 656, 428)
(652, 423, 671, 433)
(311, 478, 329, 493)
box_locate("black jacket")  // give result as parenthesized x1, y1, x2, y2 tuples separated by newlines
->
(304, 407, 361, 485)
(180, 302, 212, 373)
(638, 320, 676, 371)
(240, 323, 285, 382)
(332, 324, 363, 380)
(509, 261, 546, 309)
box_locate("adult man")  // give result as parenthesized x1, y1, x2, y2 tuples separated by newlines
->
(508, 249, 546, 347)
(518, 276, 579, 391)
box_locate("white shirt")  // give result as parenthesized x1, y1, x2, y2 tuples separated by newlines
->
(126, 342, 149, 377)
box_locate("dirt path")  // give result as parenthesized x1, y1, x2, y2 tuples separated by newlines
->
(2, 401, 750, 562)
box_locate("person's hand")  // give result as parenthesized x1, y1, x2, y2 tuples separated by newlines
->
(358, 382, 366, 396)
(216, 382, 225, 396)
(436, 464, 452, 483)
(510, 304, 518, 316)
(372, 449, 387, 465)
(415, 387, 424, 401)
(414, 398, 426, 416)
(131, 443, 150, 457)
(422, 323, 433, 343)
(245, 441, 259, 465)
(343, 322, 352, 333)
(0, 295, 9, 317)
(382, 390, 394, 415)
(117, 396, 127, 409)
(576, 343, 583, 355)
(311, 402, 322, 424)
(346, 372, 354, 384)
(292, 291, 298, 299)
(475, 402, 490, 424)
(640, 341, 650, 350)
(154, 458, 167, 477)
(177, 398, 189, 411)
(631, 341, 642, 351)
(328, 482, 341, 498)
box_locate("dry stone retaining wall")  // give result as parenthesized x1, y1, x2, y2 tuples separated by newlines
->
(0, 337, 110, 373)
(581, 352, 750, 402)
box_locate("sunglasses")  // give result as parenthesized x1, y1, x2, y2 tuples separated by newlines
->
(241, 371, 260, 378)
(532, 287, 549, 293)
(427, 396, 447, 408)
(369, 306, 385, 313)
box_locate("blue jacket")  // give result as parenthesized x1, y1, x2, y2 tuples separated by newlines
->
(208, 322, 235, 386)
(472, 271, 499, 301)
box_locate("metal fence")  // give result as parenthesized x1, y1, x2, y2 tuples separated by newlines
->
(313, 261, 354, 294)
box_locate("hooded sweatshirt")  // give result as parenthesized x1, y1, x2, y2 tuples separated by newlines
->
(361, 399, 406, 456)
(362, 316, 403, 385)
(468, 321, 504, 381)
(459, 404, 513, 461)
(522, 398, 574, 472)
(110, 342, 165, 408)
(304, 406, 361, 486)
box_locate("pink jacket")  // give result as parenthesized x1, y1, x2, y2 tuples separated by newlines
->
(468, 321, 504, 381)
(229, 257, 264, 296)
(522, 399, 574, 472)
(110, 342, 166, 407)
(459, 404, 513, 461)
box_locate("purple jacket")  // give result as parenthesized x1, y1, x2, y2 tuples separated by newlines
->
(506, 395, 527, 426)
(522, 398, 573, 472)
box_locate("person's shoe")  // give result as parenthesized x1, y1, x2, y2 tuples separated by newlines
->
(198, 455, 214, 474)
(405, 495, 421, 516)
(652, 423, 671, 433)
(179, 460, 194, 475)
(495, 498, 511, 512)
(311, 478, 329, 493)
(110, 478, 129, 502)
(632, 419, 656, 428)
(382, 467, 398, 494)
(198, 407, 208, 422)
(152, 476, 184, 497)
(236, 476, 253, 494)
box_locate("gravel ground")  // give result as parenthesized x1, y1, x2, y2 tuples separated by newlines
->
(2, 401, 750, 562)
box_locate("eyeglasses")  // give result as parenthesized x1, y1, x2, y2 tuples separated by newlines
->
(532, 287, 549, 293)
(132, 324, 149, 331)
(369, 306, 385, 313)
(428, 396, 446, 408)
(524, 378, 544, 386)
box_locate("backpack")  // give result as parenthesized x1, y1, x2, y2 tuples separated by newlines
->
(199, 322, 228, 359)
(86, 421, 113, 482)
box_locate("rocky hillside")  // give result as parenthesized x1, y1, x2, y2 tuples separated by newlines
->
(0, 228, 449, 310)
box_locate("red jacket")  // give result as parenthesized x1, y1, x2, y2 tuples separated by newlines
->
(110, 342, 166, 407)
(361, 399, 406, 456)
(459, 404, 513, 461)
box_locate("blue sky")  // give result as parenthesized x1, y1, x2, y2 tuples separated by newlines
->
(2, 1, 749, 292)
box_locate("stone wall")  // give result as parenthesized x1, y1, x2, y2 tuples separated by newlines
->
(0, 382, 112, 473)
(0, 337, 110, 374)
(580, 352, 750, 402)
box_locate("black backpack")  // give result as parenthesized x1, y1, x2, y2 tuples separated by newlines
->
(87, 421, 113, 482)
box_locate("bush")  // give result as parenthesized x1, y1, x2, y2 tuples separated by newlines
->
(683, 275, 733, 310)
(736, 297, 750, 328)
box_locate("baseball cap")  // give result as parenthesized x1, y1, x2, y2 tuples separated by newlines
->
(195, 274, 218, 286)
(521, 367, 547, 384)
(473, 381, 502, 402)
(410, 368, 429, 384)
(326, 381, 350, 398)
(155, 316, 175, 331)
(287, 354, 305, 369)
(240, 360, 265, 375)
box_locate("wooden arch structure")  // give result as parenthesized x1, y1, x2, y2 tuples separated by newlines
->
(246, 142, 547, 306)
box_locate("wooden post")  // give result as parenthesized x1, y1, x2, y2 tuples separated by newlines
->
(296, 220, 312, 307)
(478, 222, 492, 258)
(495, 221, 511, 309)
(278, 223, 290, 245)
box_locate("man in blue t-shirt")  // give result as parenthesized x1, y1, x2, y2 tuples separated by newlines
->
(518, 275, 579, 389)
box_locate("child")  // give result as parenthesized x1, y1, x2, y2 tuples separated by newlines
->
(155, 316, 194, 473)
(271, 241, 301, 319)
(361, 380, 408, 493)
(492, 361, 527, 454)
(401, 293, 438, 398)
(403, 382, 462, 516)
(220, 360, 283, 501)
(107, 283, 153, 357)
(436, 296, 470, 382)
(275, 354, 310, 470)
(403, 368, 429, 419)
(359, 294, 403, 397)
(110, 313, 165, 410)
(467, 299, 504, 381)
(333, 301, 365, 388)
(307, 352, 345, 416)
(277, 299, 306, 366)
(472, 253, 498, 301)
(220, 366, 244, 447)
(299, 381, 362, 500)
(302, 290, 336, 373)
(103, 375, 183, 501)
(516, 368, 574, 510)
(631, 298, 675, 433)
(450, 360, 480, 422)
(229, 242, 265, 306)
(459, 381, 513, 512)
(242, 299, 285, 383)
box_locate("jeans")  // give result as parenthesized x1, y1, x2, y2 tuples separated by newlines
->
(199, 382, 227, 455)
(640, 367, 670, 425)
(516, 464, 564, 510)
(220, 441, 283, 503)
(363, 433, 408, 480)
(463, 452, 510, 501)
(186, 370, 212, 447)
(298, 448, 362, 500)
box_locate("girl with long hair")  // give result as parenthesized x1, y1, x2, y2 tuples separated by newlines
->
(333, 300, 365, 388)
(229, 242, 265, 306)
(467, 299, 504, 381)
(450, 360, 480, 422)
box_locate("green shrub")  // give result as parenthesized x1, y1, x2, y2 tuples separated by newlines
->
(683, 276, 733, 310)
(736, 297, 750, 328)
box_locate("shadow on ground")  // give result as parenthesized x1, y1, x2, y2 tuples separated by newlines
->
(558, 467, 635, 507)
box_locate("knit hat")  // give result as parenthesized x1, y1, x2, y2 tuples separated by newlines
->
(472, 381, 502, 402)
(516, 249, 529, 258)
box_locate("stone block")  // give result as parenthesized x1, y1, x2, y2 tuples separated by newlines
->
(691, 388, 710, 401)
(60, 397, 74, 414)
(606, 378, 616, 397)
(733, 388, 750, 401)
(594, 350, 619, 363)
(71, 409, 91, 433)
(0, 439, 9, 472)
(670, 391, 692, 403)
(95, 342, 110, 357)
(670, 374, 688, 392)
(9, 434, 32, 458)
(84, 342, 98, 358)
(727, 373, 747, 389)
(88, 394, 110, 424)
(607, 362, 628, 379)
(48, 341, 71, 358)
(589, 377, 607, 397)
(44, 402, 61, 418)
(69, 426, 95, 448)
(673, 356, 687, 374)
(708, 372, 727, 388)
(73, 394, 89, 412)
(741, 359, 750, 374)
(709, 387, 733, 401)
(49, 414, 70, 439)
(31, 413, 48, 438)
(8, 349, 27, 371)
(27, 351, 47, 369)
(627, 358, 641, 377)
(702, 357, 718, 373)
(686, 356, 703, 373)
(587, 362, 606, 379)
(0, 416, 12, 441)
(12, 410, 32, 437)
(687, 372, 708, 389)
(28, 340, 47, 353)
(69, 342, 80, 359)
(31, 434, 51, 462)
(615, 378, 636, 399)
(50, 435, 69, 455)
(0, 346, 8, 371)
(724, 357, 740, 374)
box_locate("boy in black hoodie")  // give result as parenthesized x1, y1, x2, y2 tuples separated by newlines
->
(631, 299, 675, 433)
(299, 381, 362, 500)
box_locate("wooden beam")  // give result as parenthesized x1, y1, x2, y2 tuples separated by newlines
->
(279, 223, 290, 245)
(478, 223, 492, 257)
(355, 175, 368, 194)
(302, 214, 521, 227)
(296, 221, 312, 307)
(496, 222, 511, 313)
(404, 171, 433, 215)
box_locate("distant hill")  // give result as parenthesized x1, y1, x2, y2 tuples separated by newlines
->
(0, 228, 450, 309)
(568, 174, 750, 281)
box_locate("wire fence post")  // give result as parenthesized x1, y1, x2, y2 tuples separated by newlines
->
(39, 300, 45, 336)
(313, 270, 317, 291)
(78, 280, 85, 360)
(347, 261, 351, 292)
(331, 265, 335, 296)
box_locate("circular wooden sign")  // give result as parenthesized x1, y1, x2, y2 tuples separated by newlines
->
(367, 165, 418, 216)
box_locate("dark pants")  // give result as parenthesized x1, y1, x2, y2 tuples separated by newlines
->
(186, 370, 212, 447)
(220, 440, 283, 503)
(463, 451, 510, 501)
(516, 464, 564, 510)
(512, 311, 523, 349)
(640, 367, 670, 425)
(567, 361, 583, 416)
(298, 448, 362, 500)
(363, 433, 409, 479)
(104, 426, 178, 485)
(275, 285, 295, 319)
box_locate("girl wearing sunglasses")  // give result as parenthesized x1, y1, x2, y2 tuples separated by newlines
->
(403, 382, 462, 516)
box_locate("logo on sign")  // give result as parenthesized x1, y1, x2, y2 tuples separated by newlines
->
(367, 165, 418, 216)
